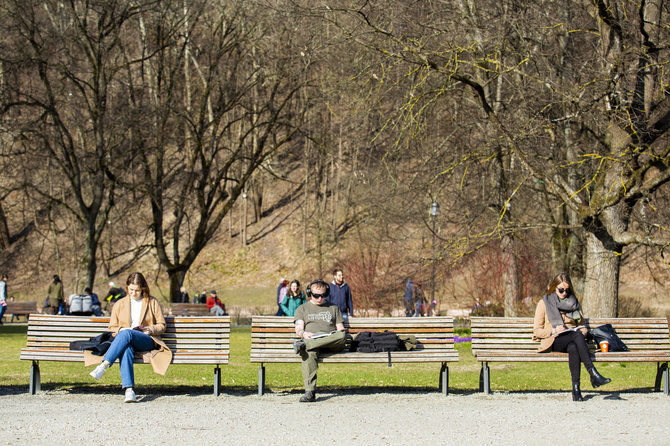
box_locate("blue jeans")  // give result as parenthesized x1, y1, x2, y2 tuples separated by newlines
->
(103, 329, 156, 389)
(0, 303, 6, 322)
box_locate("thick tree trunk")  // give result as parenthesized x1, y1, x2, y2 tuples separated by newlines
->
(83, 227, 98, 291)
(582, 231, 621, 317)
(168, 268, 188, 303)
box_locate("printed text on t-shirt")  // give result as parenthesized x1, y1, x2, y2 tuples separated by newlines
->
(307, 312, 333, 323)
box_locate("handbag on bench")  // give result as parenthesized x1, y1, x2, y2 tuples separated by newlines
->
(588, 324, 629, 351)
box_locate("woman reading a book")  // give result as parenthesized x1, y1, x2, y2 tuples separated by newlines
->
(533, 272, 611, 401)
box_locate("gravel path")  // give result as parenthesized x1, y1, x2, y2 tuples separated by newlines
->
(1, 388, 669, 445)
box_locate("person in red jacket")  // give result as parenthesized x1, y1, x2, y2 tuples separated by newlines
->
(206, 290, 226, 316)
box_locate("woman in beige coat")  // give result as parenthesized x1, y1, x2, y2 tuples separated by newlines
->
(533, 273, 611, 401)
(88, 272, 172, 402)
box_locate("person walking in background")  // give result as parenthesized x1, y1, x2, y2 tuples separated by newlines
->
(413, 282, 426, 317)
(533, 272, 611, 401)
(0, 275, 7, 324)
(275, 278, 289, 316)
(200, 289, 208, 304)
(206, 290, 226, 316)
(88, 272, 172, 403)
(280, 280, 306, 317)
(46, 275, 64, 315)
(403, 277, 414, 317)
(328, 268, 353, 320)
(178, 286, 189, 303)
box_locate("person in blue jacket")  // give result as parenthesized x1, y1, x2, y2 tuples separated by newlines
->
(327, 268, 353, 320)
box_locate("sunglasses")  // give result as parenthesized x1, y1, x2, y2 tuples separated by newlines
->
(557, 288, 569, 294)
(311, 292, 328, 299)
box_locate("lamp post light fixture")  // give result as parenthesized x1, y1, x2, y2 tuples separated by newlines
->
(430, 201, 439, 311)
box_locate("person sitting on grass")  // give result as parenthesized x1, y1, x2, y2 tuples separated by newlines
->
(88, 272, 172, 403)
(292, 279, 346, 402)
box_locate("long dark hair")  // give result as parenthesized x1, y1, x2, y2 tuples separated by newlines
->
(126, 272, 151, 299)
(546, 273, 575, 296)
(287, 280, 302, 298)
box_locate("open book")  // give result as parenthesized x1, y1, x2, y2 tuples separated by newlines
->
(554, 325, 586, 336)
(311, 331, 337, 339)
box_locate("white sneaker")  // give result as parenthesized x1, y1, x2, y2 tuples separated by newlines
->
(124, 387, 137, 403)
(89, 363, 107, 380)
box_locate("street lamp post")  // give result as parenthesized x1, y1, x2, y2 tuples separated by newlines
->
(430, 201, 439, 311)
(242, 192, 248, 246)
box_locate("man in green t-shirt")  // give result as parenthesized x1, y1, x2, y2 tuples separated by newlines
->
(293, 279, 346, 402)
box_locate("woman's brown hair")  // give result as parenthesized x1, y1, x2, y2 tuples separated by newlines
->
(546, 272, 574, 295)
(126, 272, 151, 299)
(287, 280, 302, 297)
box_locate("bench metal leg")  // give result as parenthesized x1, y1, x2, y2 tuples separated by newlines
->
(439, 363, 449, 396)
(480, 362, 490, 394)
(258, 365, 265, 395)
(656, 362, 669, 395)
(30, 361, 41, 394)
(213, 365, 221, 396)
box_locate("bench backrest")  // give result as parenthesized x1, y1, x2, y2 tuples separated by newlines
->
(24, 314, 230, 354)
(251, 316, 455, 358)
(6, 301, 38, 312)
(170, 303, 210, 316)
(471, 316, 670, 354)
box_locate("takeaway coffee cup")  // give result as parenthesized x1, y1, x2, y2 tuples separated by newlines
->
(600, 341, 609, 352)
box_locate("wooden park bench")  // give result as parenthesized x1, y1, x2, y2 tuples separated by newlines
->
(20, 314, 230, 395)
(471, 316, 670, 395)
(250, 316, 459, 395)
(1, 301, 38, 322)
(170, 303, 210, 316)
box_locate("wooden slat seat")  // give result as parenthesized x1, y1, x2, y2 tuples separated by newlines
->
(170, 303, 211, 316)
(471, 316, 670, 394)
(20, 314, 230, 395)
(250, 316, 459, 395)
(2, 301, 38, 322)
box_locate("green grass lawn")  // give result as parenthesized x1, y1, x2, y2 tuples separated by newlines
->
(0, 324, 662, 394)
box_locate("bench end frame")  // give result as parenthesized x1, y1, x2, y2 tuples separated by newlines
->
(30, 361, 41, 395)
(258, 364, 266, 396)
(439, 363, 449, 396)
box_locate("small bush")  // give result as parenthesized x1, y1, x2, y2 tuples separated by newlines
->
(470, 302, 504, 317)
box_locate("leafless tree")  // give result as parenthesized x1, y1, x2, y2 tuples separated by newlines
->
(123, 1, 307, 300)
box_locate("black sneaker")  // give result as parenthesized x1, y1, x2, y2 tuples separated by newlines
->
(299, 391, 316, 402)
(293, 339, 306, 354)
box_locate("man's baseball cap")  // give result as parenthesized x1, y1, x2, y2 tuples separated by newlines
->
(211, 290, 217, 295)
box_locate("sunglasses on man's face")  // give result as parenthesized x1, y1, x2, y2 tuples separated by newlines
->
(311, 292, 328, 299)
(557, 288, 569, 294)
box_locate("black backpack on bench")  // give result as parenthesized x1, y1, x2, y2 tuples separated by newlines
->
(352, 330, 401, 353)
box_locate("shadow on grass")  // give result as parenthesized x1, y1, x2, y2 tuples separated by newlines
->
(0, 324, 28, 334)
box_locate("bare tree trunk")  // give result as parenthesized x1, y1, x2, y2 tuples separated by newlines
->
(582, 231, 621, 317)
(0, 202, 10, 250)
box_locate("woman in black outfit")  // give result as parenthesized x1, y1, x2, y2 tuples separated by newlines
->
(533, 273, 611, 401)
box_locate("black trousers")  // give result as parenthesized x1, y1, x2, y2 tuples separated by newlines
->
(551, 330, 594, 385)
